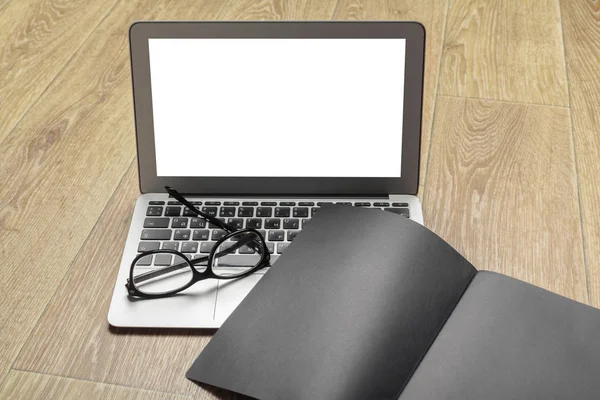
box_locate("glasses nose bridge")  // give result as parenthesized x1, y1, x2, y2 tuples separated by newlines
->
(207, 230, 269, 275)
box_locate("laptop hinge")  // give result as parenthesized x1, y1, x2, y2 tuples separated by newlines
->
(170, 193, 392, 199)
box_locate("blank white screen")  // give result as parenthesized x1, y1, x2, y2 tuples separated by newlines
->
(149, 38, 405, 177)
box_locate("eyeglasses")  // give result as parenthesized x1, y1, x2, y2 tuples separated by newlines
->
(126, 186, 271, 298)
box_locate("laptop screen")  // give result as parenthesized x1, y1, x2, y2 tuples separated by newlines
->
(148, 38, 406, 178)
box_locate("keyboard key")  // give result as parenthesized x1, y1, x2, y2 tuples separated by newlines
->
(165, 206, 181, 216)
(228, 218, 244, 229)
(141, 229, 171, 240)
(280, 202, 296, 206)
(277, 243, 289, 254)
(191, 201, 203, 206)
(256, 207, 272, 217)
(162, 242, 179, 251)
(292, 207, 309, 218)
(257, 230, 267, 239)
(266, 242, 275, 254)
(136, 254, 152, 266)
(205, 201, 221, 205)
(238, 207, 254, 217)
(138, 242, 159, 252)
(287, 231, 299, 241)
(246, 218, 262, 229)
(275, 207, 290, 217)
(317, 202, 332, 206)
(374, 202, 390, 207)
(167, 201, 181, 205)
(311, 207, 319, 216)
(354, 202, 371, 207)
(181, 242, 199, 253)
(268, 230, 285, 241)
(154, 253, 172, 266)
(149, 201, 165, 205)
(209, 218, 226, 229)
(171, 218, 188, 228)
(239, 244, 256, 254)
(183, 207, 198, 217)
(283, 218, 299, 229)
(242, 201, 259, 206)
(143, 218, 169, 228)
(212, 230, 227, 240)
(224, 201, 240, 205)
(385, 208, 410, 218)
(201, 206, 218, 217)
(265, 218, 281, 229)
(220, 207, 236, 217)
(200, 241, 215, 253)
(146, 206, 163, 216)
(298, 202, 314, 206)
(336, 202, 352, 205)
(392, 202, 409, 207)
(173, 229, 191, 240)
(218, 242, 237, 253)
(302, 218, 311, 228)
(193, 230, 210, 241)
(261, 201, 277, 206)
(190, 218, 206, 228)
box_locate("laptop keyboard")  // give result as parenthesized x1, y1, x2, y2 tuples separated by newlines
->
(139, 200, 410, 262)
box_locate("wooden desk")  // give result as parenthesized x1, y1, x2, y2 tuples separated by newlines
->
(1, 0, 598, 398)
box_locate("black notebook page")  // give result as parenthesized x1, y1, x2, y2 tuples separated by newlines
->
(187, 205, 476, 400)
(400, 271, 600, 399)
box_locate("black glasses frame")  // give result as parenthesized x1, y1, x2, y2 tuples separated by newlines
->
(125, 187, 271, 298)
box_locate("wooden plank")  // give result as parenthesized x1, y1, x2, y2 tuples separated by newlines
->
(440, 0, 569, 106)
(560, 0, 600, 308)
(333, 0, 448, 188)
(423, 96, 587, 302)
(0, 0, 228, 387)
(0, 0, 119, 143)
(217, 0, 338, 19)
(0, 370, 191, 400)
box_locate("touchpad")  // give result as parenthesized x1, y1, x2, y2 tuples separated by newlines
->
(214, 273, 266, 323)
(119, 278, 219, 328)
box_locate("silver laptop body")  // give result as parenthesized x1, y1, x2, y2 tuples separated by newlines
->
(108, 21, 426, 328)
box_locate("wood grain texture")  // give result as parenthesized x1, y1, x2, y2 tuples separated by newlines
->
(0, 0, 14, 13)
(333, 0, 448, 188)
(0, 0, 119, 143)
(0, 370, 191, 400)
(440, 0, 569, 106)
(217, 0, 338, 20)
(423, 96, 587, 302)
(0, 0, 228, 388)
(560, 0, 600, 307)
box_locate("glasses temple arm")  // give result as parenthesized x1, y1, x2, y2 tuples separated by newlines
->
(165, 186, 235, 233)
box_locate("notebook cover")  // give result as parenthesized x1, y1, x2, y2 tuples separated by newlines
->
(186, 205, 476, 399)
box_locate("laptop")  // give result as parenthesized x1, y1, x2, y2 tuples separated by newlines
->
(108, 21, 426, 328)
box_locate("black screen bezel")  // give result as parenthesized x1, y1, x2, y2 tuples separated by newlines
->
(130, 21, 425, 195)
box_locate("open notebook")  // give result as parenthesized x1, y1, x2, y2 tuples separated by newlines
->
(186, 205, 600, 400)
